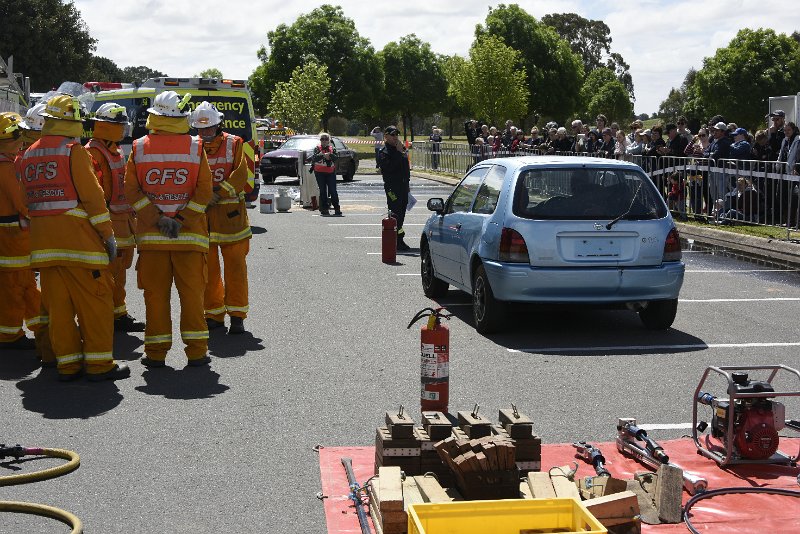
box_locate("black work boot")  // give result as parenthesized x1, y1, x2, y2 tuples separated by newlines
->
(186, 356, 211, 367)
(87, 363, 131, 382)
(114, 314, 145, 332)
(228, 316, 245, 335)
(206, 318, 225, 330)
(396, 237, 411, 251)
(0, 336, 37, 351)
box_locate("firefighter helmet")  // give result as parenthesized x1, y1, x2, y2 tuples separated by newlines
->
(21, 103, 47, 131)
(147, 91, 191, 117)
(93, 102, 129, 123)
(40, 94, 87, 121)
(189, 101, 222, 128)
(0, 112, 23, 140)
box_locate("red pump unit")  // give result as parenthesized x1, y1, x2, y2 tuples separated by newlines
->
(382, 212, 397, 264)
(408, 308, 452, 414)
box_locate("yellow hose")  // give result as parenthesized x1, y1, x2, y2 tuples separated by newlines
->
(0, 501, 83, 533)
(0, 447, 80, 486)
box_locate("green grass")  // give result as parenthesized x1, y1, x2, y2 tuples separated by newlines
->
(677, 217, 799, 241)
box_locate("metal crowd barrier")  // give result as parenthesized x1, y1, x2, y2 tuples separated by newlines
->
(411, 141, 800, 236)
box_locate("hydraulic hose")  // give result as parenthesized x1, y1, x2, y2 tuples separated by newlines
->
(0, 447, 80, 486)
(0, 501, 83, 533)
(683, 487, 800, 534)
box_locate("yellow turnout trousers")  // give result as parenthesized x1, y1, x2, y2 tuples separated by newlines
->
(204, 240, 250, 321)
(111, 247, 135, 318)
(0, 269, 45, 342)
(137, 250, 208, 361)
(39, 266, 115, 375)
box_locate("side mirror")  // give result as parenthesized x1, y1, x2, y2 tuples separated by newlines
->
(427, 198, 445, 214)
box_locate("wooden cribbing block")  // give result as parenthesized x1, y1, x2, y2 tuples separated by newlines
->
(655, 464, 683, 524)
(402, 477, 425, 510)
(413, 475, 452, 503)
(370, 482, 406, 534)
(421, 411, 452, 441)
(475, 452, 487, 471)
(498, 408, 534, 439)
(385, 411, 415, 439)
(578, 475, 628, 500)
(583, 490, 641, 529)
(519, 481, 533, 499)
(377, 466, 404, 513)
(457, 411, 492, 438)
(526, 472, 556, 499)
(550, 464, 581, 500)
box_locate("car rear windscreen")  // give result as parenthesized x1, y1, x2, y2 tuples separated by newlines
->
(513, 167, 667, 220)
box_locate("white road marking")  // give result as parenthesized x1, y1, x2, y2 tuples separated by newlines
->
(637, 423, 693, 431)
(508, 342, 800, 353)
(397, 273, 421, 276)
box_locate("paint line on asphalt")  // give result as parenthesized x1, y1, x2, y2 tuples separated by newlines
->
(686, 269, 797, 273)
(397, 273, 421, 276)
(508, 342, 800, 353)
(637, 423, 693, 431)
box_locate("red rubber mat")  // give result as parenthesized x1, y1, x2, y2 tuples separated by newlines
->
(319, 438, 800, 533)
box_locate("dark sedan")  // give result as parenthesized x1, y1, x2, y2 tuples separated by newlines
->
(259, 135, 359, 183)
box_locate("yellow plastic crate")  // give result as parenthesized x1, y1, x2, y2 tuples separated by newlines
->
(408, 497, 607, 534)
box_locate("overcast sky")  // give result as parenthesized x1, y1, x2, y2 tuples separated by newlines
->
(73, 0, 800, 117)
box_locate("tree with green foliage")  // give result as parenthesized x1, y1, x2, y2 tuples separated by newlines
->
(195, 68, 223, 79)
(541, 13, 634, 101)
(248, 63, 270, 115)
(121, 65, 167, 84)
(378, 35, 447, 140)
(475, 4, 583, 123)
(253, 5, 381, 123)
(579, 68, 617, 115)
(687, 29, 800, 129)
(0, 0, 96, 91)
(444, 36, 528, 127)
(86, 56, 124, 82)
(585, 81, 633, 125)
(268, 61, 330, 134)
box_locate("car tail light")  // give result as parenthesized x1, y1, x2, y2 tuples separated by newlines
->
(663, 227, 682, 262)
(499, 227, 529, 263)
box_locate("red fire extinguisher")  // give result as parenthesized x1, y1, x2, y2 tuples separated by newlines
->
(408, 307, 453, 414)
(382, 212, 397, 264)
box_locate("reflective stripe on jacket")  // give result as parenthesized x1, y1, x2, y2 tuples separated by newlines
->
(86, 139, 132, 213)
(313, 144, 335, 173)
(132, 135, 202, 216)
(207, 132, 238, 183)
(20, 137, 79, 215)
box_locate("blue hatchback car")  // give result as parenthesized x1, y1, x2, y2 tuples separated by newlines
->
(420, 156, 685, 334)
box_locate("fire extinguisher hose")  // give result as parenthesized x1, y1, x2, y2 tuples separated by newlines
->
(407, 307, 452, 329)
(0, 447, 80, 486)
(0, 501, 83, 533)
(683, 486, 800, 534)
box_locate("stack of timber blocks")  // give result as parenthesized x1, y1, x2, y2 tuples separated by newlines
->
(375, 410, 453, 484)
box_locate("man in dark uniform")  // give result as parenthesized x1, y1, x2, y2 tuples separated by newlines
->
(378, 125, 411, 251)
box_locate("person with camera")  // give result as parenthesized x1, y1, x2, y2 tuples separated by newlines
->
(311, 132, 340, 217)
(377, 125, 411, 251)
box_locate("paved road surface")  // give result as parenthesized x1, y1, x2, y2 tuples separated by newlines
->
(2, 174, 799, 533)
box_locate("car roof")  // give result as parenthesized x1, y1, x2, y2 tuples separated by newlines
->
(477, 155, 641, 170)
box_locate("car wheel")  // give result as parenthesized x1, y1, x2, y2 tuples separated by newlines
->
(421, 243, 448, 298)
(472, 264, 506, 334)
(638, 299, 678, 330)
(343, 161, 355, 182)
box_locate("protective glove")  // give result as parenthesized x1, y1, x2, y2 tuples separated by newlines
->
(157, 216, 181, 239)
(104, 235, 117, 261)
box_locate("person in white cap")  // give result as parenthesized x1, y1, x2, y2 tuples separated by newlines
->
(189, 101, 251, 335)
(19, 103, 47, 149)
(123, 91, 213, 368)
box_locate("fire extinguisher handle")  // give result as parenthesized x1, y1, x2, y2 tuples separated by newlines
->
(407, 308, 436, 329)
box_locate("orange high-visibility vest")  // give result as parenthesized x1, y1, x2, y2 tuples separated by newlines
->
(132, 134, 202, 216)
(86, 139, 132, 214)
(20, 137, 80, 216)
(206, 132, 240, 183)
(313, 145, 335, 173)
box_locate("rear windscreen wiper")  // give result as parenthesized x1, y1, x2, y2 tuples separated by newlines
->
(606, 182, 644, 230)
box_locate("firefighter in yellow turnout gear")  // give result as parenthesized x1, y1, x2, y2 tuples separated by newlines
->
(86, 103, 145, 332)
(190, 102, 251, 334)
(124, 91, 213, 367)
(0, 112, 47, 353)
(19, 96, 130, 381)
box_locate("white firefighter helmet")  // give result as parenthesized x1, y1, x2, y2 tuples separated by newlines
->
(21, 103, 47, 131)
(189, 101, 222, 128)
(93, 102, 129, 123)
(147, 91, 191, 117)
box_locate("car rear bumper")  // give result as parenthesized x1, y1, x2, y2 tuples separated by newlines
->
(482, 260, 685, 302)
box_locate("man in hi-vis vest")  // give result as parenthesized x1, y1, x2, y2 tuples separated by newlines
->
(124, 91, 213, 368)
(86, 103, 145, 333)
(189, 102, 251, 335)
(20, 95, 130, 382)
